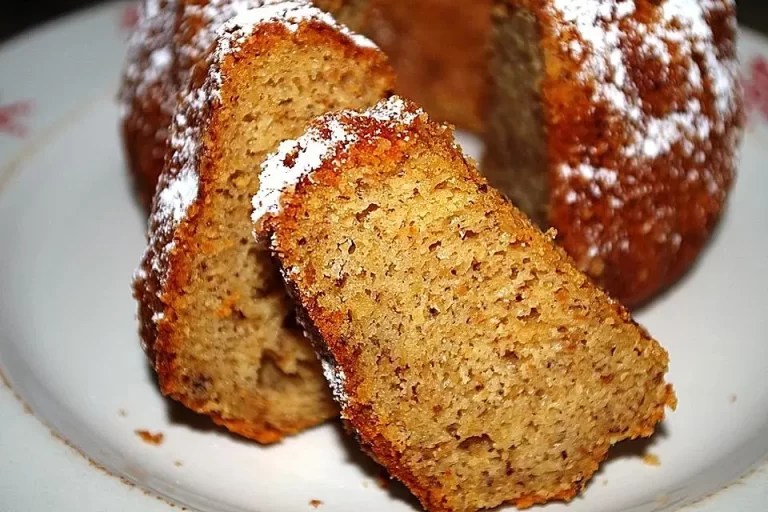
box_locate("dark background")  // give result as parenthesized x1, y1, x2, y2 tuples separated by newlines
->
(1, 0, 767, 43)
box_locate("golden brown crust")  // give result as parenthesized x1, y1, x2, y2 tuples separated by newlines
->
(491, 0, 743, 306)
(257, 98, 675, 511)
(134, 6, 394, 442)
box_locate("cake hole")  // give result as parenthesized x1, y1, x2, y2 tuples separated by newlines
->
(518, 307, 540, 321)
(503, 350, 519, 362)
(458, 434, 493, 452)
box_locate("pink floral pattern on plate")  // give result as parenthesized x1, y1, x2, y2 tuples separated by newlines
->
(0, 99, 32, 138)
(120, 3, 140, 36)
(744, 55, 768, 125)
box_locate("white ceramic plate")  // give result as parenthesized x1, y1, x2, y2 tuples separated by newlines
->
(1, 3, 767, 511)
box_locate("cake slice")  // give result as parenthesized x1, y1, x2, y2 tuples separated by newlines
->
(253, 96, 676, 510)
(132, 2, 395, 443)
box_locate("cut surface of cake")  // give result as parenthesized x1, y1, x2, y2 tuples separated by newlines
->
(121, 0, 272, 208)
(483, 0, 743, 306)
(132, 1, 395, 443)
(253, 96, 676, 510)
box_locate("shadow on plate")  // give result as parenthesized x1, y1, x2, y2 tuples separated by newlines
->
(631, 206, 731, 313)
(329, 418, 423, 510)
(599, 421, 670, 471)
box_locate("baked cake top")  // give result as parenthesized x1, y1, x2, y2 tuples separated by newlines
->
(510, 0, 742, 302)
(547, 0, 740, 184)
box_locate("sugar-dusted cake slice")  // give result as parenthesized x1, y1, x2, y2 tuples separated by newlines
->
(253, 96, 676, 510)
(132, 1, 394, 443)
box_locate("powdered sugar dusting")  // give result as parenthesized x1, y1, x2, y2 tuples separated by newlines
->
(552, 0, 737, 162)
(321, 356, 349, 409)
(156, 167, 199, 223)
(217, 1, 376, 60)
(252, 96, 421, 228)
(120, 0, 177, 121)
(549, 0, 741, 262)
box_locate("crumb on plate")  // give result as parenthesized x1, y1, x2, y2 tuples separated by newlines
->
(643, 454, 661, 467)
(135, 429, 164, 446)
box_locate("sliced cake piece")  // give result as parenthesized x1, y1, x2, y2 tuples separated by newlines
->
(253, 97, 676, 510)
(132, 2, 395, 443)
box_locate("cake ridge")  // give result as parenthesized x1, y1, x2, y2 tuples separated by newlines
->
(119, 0, 177, 122)
(546, 0, 742, 261)
(216, 1, 377, 59)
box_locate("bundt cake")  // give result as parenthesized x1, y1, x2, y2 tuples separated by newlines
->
(132, 1, 395, 442)
(123, 0, 742, 306)
(483, 0, 743, 306)
(252, 96, 676, 511)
